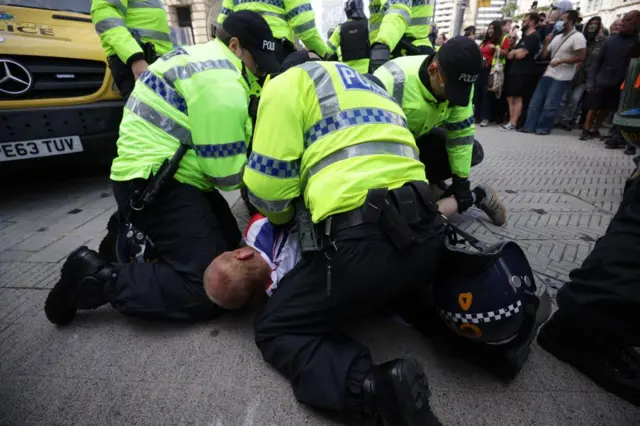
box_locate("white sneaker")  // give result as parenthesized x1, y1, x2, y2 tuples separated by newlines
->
(475, 184, 507, 226)
(502, 123, 516, 130)
(480, 120, 489, 127)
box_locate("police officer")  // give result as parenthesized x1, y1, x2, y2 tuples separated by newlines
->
(44, 11, 280, 325)
(368, 0, 435, 73)
(91, 0, 173, 99)
(245, 54, 445, 425)
(326, 0, 370, 74)
(374, 36, 508, 226)
(217, 0, 328, 65)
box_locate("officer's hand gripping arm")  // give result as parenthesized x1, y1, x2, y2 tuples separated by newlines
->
(285, 0, 329, 57)
(243, 70, 305, 225)
(91, 0, 144, 65)
(186, 78, 249, 191)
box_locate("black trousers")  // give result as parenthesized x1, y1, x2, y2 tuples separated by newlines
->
(254, 209, 445, 413)
(107, 55, 135, 101)
(416, 128, 484, 182)
(556, 178, 640, 346)
(110, 179, 241, 320)
(474, 66, 493, 121)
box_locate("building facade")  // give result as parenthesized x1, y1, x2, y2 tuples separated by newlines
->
(476, 0, 506, 29)
(434, 0, 458, 35)
(580, 0, 640, 27)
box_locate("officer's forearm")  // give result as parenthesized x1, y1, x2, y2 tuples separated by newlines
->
(301, 35, 328, 57)
(375, 13, 408, 50)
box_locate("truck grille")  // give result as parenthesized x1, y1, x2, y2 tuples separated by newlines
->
(0, 55, 106, 101)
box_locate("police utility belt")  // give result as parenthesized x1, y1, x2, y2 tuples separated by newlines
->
(296, 180, 438, 254)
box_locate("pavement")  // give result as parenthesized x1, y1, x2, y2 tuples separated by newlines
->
(1, 126, 639, 426)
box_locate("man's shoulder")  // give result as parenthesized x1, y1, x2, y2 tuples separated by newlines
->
(571, 31, 587, 45)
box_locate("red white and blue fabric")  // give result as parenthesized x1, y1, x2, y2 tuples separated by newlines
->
(243, 214, 301, 297)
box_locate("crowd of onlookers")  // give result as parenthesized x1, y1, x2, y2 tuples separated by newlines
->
(435, 2, 640, 156)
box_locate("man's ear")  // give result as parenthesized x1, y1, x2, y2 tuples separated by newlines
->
(233, 246, 255, 260)
(427, 62, 438, 77)
(228, 37, 240, 52)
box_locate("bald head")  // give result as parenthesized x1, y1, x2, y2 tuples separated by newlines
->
(203, 247, 271, 310)
(621, 10, 640, 35)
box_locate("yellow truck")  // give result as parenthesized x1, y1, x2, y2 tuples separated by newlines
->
(0, 1, 123, 167)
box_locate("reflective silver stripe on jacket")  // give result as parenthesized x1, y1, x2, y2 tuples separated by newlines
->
(163, 59, 236, 86)
(129, 0, 164, 8)
(446, 136, 474, 147)
(300, 62, 341, 118)
(294, 20, 317, 34)
(369, 22, 381, 31)
(208, 171, 244, 187)
(261, 10, 286, 19)
(104, 0, 126, 16)
(126, 96, 191, 143)
(382, 61, 405, 105)
(95, 17, 125, 34)
(409, 17, 431, 26)
(247, 191, 295, 213)
(305, 141, 419, 182)
(131, 28, 171, 42)
(385, 8, 410, 24)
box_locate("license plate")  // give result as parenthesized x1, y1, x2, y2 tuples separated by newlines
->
(0, 136, 84, 162)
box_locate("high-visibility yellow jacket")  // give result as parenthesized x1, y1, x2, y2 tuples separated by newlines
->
(90, 0, 173, 64)
(217, 0, 328, 57)
(403, 0, 433, 49)
(374, 55, 475, 178)
(369, 0, 434, 52)
(369, 0, 411, 51)
(244, 62, 427, 224)
(110, 39, 256, 191)
(326, 21, 370, 74)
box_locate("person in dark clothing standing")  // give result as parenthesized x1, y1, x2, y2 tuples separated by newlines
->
(475, 21, 507, 126)
(581, 10, 640, 140)
(503, 12, 542, 130)
(556, 16, 605, 131)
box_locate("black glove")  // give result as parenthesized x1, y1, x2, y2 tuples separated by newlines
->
(443, 176, 474, 212)
(369, 43, 391, 73)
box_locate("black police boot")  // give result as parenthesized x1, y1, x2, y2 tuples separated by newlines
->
(362, 358, 442, 426)
(538, 313, 640, 407)
(44, 246, 117, 325)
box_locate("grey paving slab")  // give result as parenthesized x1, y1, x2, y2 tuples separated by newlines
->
(1, 126, 639, 425)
